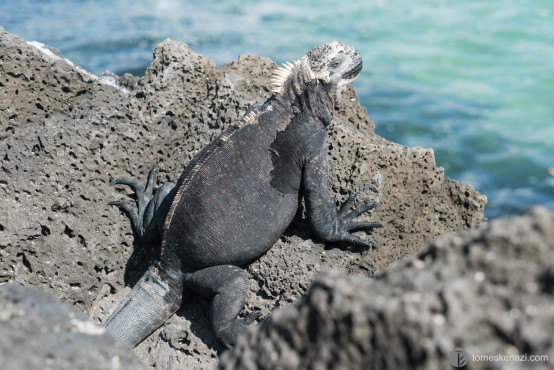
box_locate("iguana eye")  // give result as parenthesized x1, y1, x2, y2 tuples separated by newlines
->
(330, 57, 342, 69)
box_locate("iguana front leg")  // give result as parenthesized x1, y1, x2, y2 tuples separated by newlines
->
(302, 138, 381, 248)
(109, 167, 175, 243)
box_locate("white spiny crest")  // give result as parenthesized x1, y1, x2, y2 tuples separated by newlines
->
(236, 109, 259, 127)
(270, 60, 298, 94)
(244, 110, 257, 123)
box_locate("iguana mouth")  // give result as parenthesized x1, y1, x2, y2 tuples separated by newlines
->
(342, 59, 363, 80)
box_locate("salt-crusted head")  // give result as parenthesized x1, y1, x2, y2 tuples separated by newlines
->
(271, 41, 363, 102)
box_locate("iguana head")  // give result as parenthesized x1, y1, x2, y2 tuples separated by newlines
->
(271, 41, 362, 102)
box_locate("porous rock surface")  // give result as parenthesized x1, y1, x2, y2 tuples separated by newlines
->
(0, 283, 145, 370)
(221, 207, 554, 370)
(0, 26, 486, 368)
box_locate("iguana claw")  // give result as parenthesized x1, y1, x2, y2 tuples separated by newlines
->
(330, 192, 382, 248)
(109, 168, 157, 236)
(243, 310, 264, 325)
(108, 167, 174, 242)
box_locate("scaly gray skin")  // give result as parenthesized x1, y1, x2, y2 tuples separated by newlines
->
(104, 41, 382, 349)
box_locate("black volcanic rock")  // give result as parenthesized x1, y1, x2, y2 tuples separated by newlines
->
(0, 26, 487, 368)
(0, 283, 145, 370)
(221, 207, 554, 370)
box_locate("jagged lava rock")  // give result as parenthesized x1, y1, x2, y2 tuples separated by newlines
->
(221, 207, 554, 370)
(0, 283, 145, 370)
(0, 26, 486, 368)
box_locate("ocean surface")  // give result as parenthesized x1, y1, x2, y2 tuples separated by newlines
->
(2, 0, 553, 219)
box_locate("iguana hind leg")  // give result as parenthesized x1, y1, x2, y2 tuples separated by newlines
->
(184, 265, 262, 348)
(109, 167, 175, 242)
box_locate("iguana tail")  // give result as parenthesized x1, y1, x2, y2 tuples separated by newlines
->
(104, 262, 184, 347)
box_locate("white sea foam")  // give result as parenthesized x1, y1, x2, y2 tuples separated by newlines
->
(27, 40, 129, 93)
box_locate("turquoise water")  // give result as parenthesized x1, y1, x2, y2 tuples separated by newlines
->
(2, 0, 553, 219)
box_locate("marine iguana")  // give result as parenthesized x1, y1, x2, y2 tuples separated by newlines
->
(104, 41, 382, 348)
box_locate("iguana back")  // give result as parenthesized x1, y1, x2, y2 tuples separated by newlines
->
(162, 99, 302, 269)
